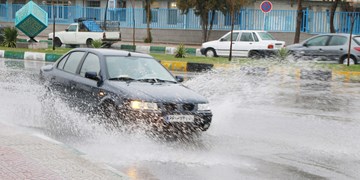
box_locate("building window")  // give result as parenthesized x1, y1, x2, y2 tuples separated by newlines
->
(117, 1, 126, 8)
(88, 0, 100, 7)
(12, 0, 26, 4)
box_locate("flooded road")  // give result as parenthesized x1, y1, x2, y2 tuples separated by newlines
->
(1, 58, 360, 179)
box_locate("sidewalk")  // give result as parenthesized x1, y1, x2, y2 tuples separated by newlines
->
(0, 122, 127, 180)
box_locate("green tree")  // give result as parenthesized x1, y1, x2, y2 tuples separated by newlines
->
(176, 0, 222, 42)
(144, 0, 154, 43)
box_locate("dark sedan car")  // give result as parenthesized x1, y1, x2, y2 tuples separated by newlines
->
(40, 48, 212, 133)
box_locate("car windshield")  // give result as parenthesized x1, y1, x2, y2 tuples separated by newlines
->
(105, 56, 176, 82)
(353, 36, 360, 45)
(257, 32, 275, 40)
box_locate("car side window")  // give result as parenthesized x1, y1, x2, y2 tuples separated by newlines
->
(80, 53, 100, 77)
(252, 32, 259, 42)
(57, 54, 69, 70)
(305, 36, 329, 46)
(221, 32, 239, 41)
(240, 32, 254, 42)
(67, 25, 77, 32)
(328, 36, 347, 46)
(63, 52, 85, 74)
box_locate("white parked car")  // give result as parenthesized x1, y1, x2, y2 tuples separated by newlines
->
(200, 30, 285, 58)
(49, 21, 121, 48)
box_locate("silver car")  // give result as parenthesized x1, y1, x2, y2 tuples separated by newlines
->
(287, 34, 360, 64)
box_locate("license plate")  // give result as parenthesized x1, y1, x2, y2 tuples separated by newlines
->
(165, 115, 194, 123)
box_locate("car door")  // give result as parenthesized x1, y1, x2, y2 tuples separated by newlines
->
(325, 35, 348, 61)
(62, 24, 77, 44)
(302, 35, 331, 59)
(215, 32, 240, 56)
(73, 52, 102, 110)
(232, 32, 258, 57)
(54, 51, 86, 104)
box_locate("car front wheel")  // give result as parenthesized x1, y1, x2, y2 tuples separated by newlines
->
(86, 39, 93, 48)
(205, 48, 217, 57)
(101, 102, 119, 127)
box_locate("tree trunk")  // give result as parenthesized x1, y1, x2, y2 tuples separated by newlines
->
(146, 0, 152, 43)
(104, 0, 109, 30)
(330, 0, 339, 33)
(206, 10, 216, 42)
(229, 10, 235, 61)
(294, 0, 303, 43)
(201, 13, 209, 43)
(132, 5, 136, 47)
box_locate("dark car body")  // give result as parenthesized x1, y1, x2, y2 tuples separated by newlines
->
(40, 48, 212, 132)
(287, 34, 360, 64)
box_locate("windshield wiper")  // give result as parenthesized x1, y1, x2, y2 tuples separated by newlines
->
(109, 76, 137, 82)
(138, 78, 177, 83)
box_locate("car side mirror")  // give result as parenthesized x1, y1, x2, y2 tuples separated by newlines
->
(85, 71, 100, 81)
(220, 38, 225, 42)
(65, 29, 69, 32)
(303, 43, 308, 47)
(175, 76, 184, 82)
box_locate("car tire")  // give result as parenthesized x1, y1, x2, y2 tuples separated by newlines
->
(86, 39, 93, 48)
(205, 48, 217, 57)
(54, 38, 62, 47)
(249, 50, 262, 59)
(340, 56, 358, 65)
(101, 102, 119, 127)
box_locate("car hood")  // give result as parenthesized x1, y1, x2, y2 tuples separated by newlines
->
(202, 40, 218, 47)
(107, 81, 208, 103)
(286, 43, 303, 49)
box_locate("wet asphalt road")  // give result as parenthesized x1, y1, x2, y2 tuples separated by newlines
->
(1, 58, 360, 180)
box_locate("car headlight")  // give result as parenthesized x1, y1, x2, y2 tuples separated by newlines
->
(198, 103, 210, 111)
(130, 101, 158, 110)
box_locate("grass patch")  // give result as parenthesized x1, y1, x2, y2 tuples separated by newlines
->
(0, 47, 71, 55)
(151, 53, 235, 64)
(1, 46, 360, 72)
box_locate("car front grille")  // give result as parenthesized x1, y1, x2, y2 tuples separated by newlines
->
(183, 103, 195, 111)
(163, 103, 177, 111)
(161, 103, 195, 112)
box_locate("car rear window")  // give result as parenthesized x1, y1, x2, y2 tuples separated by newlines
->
(257, 32, 275, 40)
(353, 36, 360, 45)
(328, 36, 347, 46)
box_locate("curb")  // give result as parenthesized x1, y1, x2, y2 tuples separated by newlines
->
(111, 44, 201, 56)
(0, 49, 213, 72)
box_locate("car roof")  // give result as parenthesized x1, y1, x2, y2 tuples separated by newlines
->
(69, 48, 153, 58)
(315, 33, 360, 37)
(231, 30, 268, 33)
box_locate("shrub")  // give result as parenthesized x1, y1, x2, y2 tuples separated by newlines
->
(175, 44, 186, 58)
(0, 27, 4, 44)
(91, 39, 103, 48)
(277, 48, 289, 61)
(2, 27, 18, 48)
